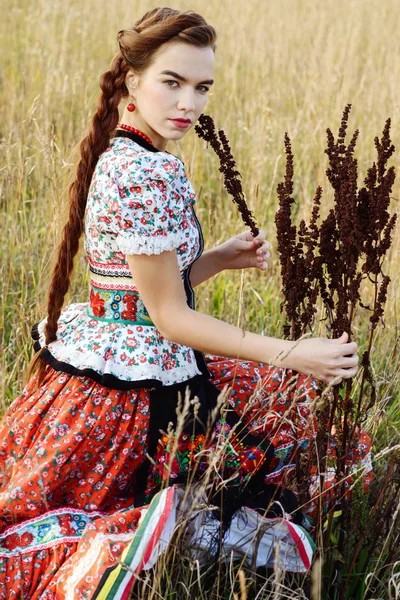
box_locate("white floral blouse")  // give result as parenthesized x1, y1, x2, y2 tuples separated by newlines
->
(32, 131, 211, 389)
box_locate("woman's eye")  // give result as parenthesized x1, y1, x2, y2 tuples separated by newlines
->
(164, 80, 209, 93)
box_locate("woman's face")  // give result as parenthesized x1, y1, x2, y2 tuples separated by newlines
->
(124, 42, 215, 151)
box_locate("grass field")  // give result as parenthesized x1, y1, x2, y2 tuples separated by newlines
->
(1, 0, 399, 597)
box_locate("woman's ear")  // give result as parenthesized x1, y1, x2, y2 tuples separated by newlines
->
(125, 69, 140, 96)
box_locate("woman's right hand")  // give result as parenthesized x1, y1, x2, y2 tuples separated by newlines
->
(282, 331, 359, 385)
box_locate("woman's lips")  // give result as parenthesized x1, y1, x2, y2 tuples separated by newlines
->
(170, 119, 191, 129)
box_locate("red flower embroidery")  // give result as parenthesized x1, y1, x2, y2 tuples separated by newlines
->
(164, 357, 177, 370)
(121, 294, 138, 321)
(189, 435, 205, 453)
(128, 201, 143, 209)
(155, 181, 166, 193)
(157, 456, 180, 480)
(58, 514, 76, 536)
(163, 161, 177, 175)
(4, 533, 22, 550)
(90, 290, 105, 317)
(125, 338, 137, 348)
(111, 251, 126, 263)
(5, 531, 34, 550)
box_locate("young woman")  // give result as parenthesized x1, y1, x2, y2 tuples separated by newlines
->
(0, 7, 372, 598)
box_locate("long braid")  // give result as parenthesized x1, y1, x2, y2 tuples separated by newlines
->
(26, 55, 129, 388)
(44, 55, 128, 346)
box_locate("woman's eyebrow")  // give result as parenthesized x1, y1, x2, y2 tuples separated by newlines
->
(159, 69, 214, 85)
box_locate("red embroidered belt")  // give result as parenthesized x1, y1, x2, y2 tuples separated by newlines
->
(87, 283, 155, 326)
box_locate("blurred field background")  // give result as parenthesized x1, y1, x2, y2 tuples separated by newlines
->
(1, 0, 399, 596)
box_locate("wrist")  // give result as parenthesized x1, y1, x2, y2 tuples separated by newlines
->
(188, 246, 226, 287)
(209, 245, 226, 273)
(266, 338, 298, 369)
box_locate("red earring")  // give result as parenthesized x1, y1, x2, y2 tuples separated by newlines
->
(127, 103, 136, 112)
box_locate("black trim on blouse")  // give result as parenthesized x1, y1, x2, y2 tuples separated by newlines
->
(31, 324, 161, 390)
(31, 322, 210, 391)
(114, 129, 160, 152)
(113, 129, 182, 162)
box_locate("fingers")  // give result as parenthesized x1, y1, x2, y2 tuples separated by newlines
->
(321, 363, 359, 385)
(235, 231, 272, 271)
(255, 236, 271, 270)
(330, 366, 359, 383)
(310, 334, 359, 385)
(327, 332, 350, 344)
(326, 346, 359, 378)
(326, 339, 358, 355)
(326, 332, 349, 343)
(250, 229, 266, 243)
(252, 230, 270, 249)
(339, 354, 359, 369)
(338, 365, 359, 379)
(256, 246, 270, 270)
(344, 341, 358, 355)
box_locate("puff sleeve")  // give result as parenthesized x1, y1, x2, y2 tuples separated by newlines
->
(112, 152, 188, 256)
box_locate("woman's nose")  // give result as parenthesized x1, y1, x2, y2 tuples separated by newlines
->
(177, 87, 196, 112)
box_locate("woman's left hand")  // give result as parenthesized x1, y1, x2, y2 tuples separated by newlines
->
(215, 229, 271, 272)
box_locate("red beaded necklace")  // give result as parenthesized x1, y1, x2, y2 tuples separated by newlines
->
(117, 123, 154, 146)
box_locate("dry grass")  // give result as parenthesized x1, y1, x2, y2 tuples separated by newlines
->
(1, 0, 400, 597)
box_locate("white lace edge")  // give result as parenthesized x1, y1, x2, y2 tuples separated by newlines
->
(65, 531, 136, 600)
(47, 342, 203, 385)
(116, 229, 187, 256)
(36, 324, 203, 387)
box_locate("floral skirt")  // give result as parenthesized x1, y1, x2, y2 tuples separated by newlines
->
(0, 355, 373, 599)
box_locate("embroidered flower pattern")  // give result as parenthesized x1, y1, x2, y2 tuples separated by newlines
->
(121, 294, 139, 321)
(32, 136, 204, 387)
(0, 355, 372, 596)
(89, 290, 105, 317)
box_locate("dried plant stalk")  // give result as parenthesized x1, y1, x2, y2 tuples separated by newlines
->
(195, 113, 259, 237)
(275, 104, 397, 591)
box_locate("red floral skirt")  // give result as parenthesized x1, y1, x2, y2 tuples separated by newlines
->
(0, 356, 372, 599)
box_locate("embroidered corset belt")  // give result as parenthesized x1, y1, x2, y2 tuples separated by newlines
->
(87, 277, 155, 326)
(86, 260, 192, 327)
